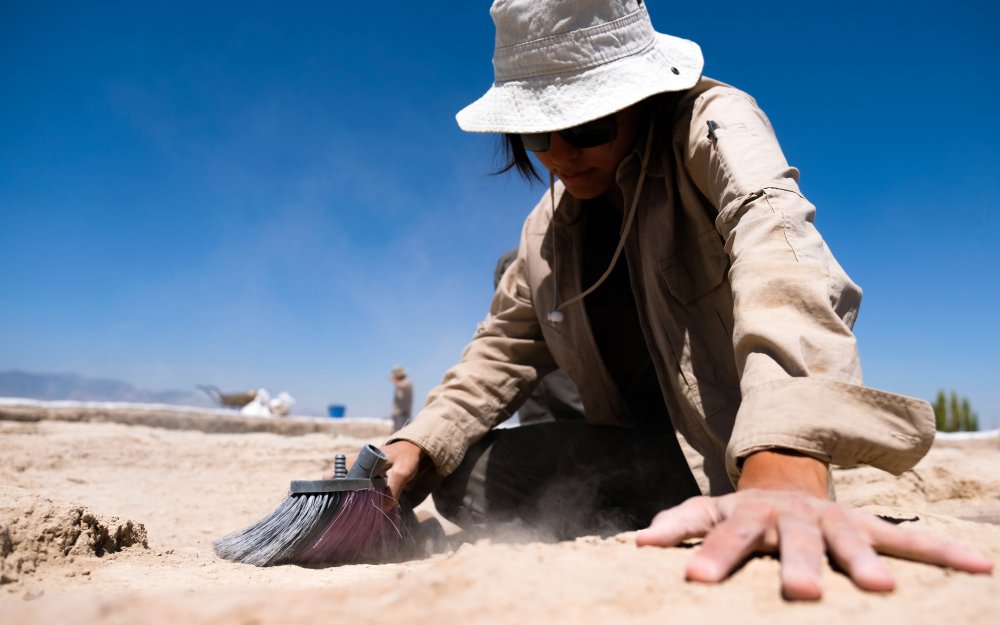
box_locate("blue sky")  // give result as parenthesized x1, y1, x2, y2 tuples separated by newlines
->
(1, 1, 998, 428)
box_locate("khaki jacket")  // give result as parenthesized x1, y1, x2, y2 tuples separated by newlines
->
(395, 78, 934, 494)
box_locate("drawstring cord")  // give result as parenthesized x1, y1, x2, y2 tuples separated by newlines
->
(547, 116, 656, 324)
(547, 171, 562, 322)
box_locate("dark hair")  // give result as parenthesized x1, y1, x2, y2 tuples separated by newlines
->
(492, 91, 679, 184)
(494, 133, 543, 183)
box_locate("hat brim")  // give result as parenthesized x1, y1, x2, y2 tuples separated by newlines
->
(455, 33, 703, 134)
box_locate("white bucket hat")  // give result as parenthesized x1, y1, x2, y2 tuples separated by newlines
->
(456, 0, 703, 134)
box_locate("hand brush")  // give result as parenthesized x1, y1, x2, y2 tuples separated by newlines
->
(213, 444, 404, 566)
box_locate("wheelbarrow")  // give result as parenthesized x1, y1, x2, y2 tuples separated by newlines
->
(198, 384, 258, 408)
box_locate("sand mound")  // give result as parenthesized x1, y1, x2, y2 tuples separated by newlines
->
(833, 433, 1000, 524)
(0, 489, 147, 585)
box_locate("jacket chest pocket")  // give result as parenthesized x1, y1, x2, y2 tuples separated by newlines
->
(655, 232, 740, 417)
(659, 231, 729, 303)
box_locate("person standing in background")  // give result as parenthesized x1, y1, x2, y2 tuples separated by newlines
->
(389, 365, 413, 432)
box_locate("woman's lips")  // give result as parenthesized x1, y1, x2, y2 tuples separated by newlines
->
(558, 169, 593, 183)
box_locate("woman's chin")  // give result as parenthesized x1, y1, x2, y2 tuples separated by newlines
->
(559, 179, 604, 200)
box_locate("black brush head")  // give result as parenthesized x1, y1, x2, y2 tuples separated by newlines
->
(289, 476, 386, 495)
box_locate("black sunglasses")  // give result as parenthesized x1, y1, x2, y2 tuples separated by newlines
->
(519, 113, 619, 152)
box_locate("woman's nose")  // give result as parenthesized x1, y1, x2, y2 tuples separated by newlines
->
(546, 132, 580, 162)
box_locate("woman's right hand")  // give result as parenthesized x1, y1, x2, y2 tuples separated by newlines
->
(380, 439, 425, 500)
(324, 440, 425, 497)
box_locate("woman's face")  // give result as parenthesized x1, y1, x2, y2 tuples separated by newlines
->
(532, 105, 640, 201)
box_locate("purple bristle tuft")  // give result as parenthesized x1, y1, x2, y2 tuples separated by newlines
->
(290, 487, 403, 566)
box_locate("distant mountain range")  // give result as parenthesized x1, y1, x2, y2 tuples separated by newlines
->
(0, 370, 214, 407)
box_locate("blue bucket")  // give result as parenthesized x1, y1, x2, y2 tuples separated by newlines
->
(327, 404, 346, 418)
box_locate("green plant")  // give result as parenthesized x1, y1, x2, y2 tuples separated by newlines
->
(932, 390, 979, 432)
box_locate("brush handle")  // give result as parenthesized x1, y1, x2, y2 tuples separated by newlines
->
(346, 444, 388, 479)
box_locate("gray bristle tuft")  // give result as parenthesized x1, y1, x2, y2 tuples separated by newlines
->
(213, 492, 341, 567)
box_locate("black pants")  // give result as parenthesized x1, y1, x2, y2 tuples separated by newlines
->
(430, 421, 701, 540)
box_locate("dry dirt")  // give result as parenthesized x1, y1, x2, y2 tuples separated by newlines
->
(0, 405, 998, 624)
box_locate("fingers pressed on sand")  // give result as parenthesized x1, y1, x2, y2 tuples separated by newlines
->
(636, 497, 721, 548)
(777, 517, 825, 601)
(858, 512, 995, 575)
(822, 510, 895, 592)
(685, 511, 767, 583)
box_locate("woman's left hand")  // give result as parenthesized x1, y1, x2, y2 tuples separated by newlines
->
(634, 450, 994, 600)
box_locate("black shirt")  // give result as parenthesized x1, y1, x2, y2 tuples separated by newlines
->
(581, 197, 671, 433)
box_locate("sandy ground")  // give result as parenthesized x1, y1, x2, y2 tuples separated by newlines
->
(0, 404, 998, 624)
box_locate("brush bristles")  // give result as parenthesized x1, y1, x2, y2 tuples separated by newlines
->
(289, 489, 404, 566)
(213, 492, 342, 567)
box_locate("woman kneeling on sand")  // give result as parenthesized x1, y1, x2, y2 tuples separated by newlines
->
(373, 0, 992, 599)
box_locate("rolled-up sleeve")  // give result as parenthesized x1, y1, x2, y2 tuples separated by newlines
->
(684, 87, 934, 481)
